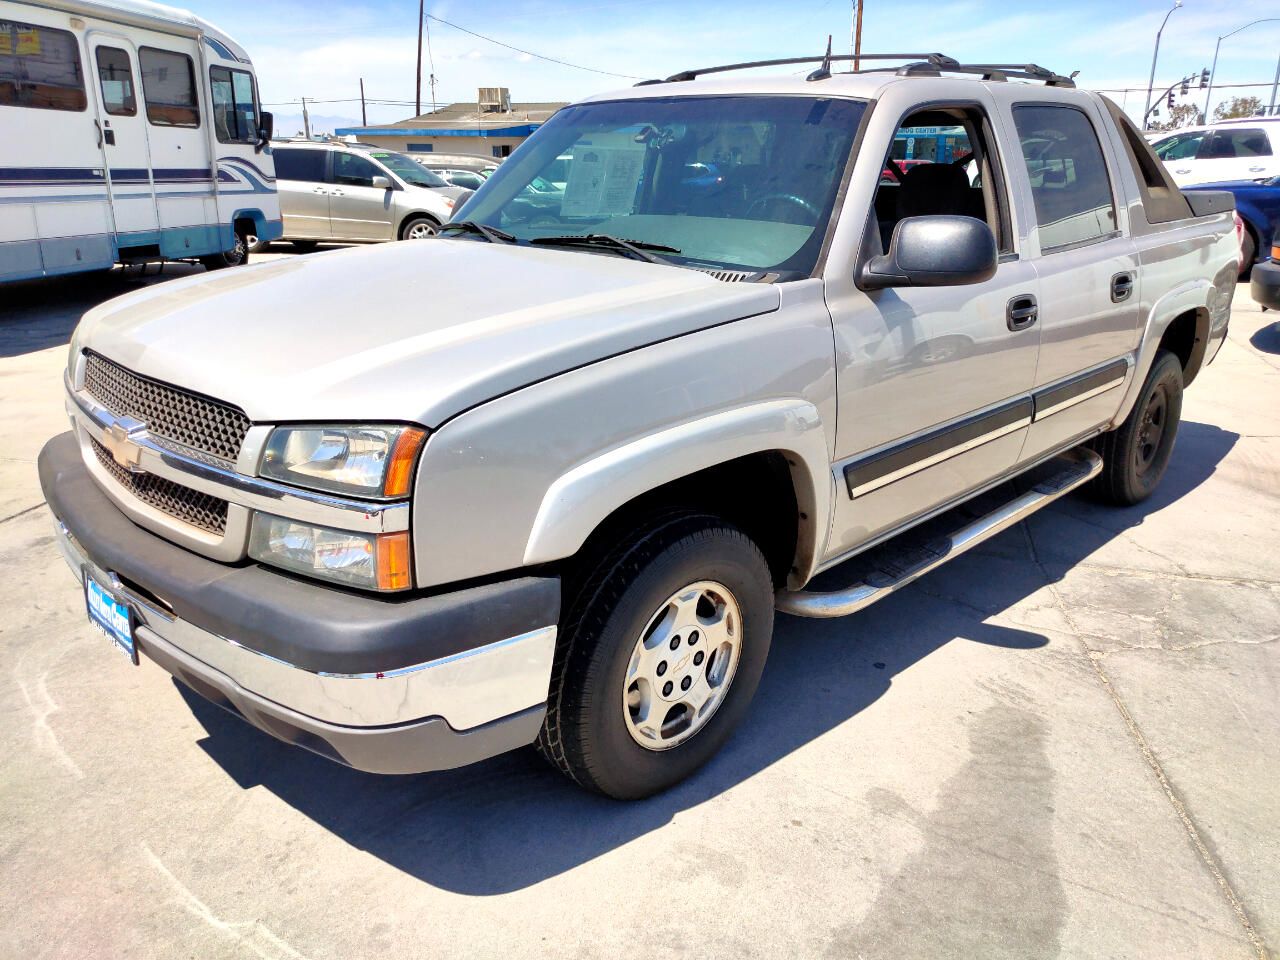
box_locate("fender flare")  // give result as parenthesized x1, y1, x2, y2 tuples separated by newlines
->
(522, 399, 834, 587)
(1112, 279, 1212, 426)
(229, 208, 283, 244)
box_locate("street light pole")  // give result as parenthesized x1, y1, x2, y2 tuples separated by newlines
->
(1143, 0, 1182, 130)
(1203, 18, 1280, 122)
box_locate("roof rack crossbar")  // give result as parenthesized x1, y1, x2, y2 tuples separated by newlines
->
(643, 53, 1074, 88)
(660, 53, 954, 83)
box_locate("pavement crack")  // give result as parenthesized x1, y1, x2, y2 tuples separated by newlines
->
(1021, 525, 1270, 959)
(0, 501, 46, 525)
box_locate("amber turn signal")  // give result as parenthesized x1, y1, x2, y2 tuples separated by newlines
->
(384, 428, 427, 498)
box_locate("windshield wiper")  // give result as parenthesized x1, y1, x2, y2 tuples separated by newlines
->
(529, 234, 680, 264)
(438, 220, 516, 243)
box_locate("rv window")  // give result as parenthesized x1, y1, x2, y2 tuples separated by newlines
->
(0, 19, 87, 112)
(210, 65, 258, 143)
(140, 47, 198, 127)
(95, 46, 135, 116)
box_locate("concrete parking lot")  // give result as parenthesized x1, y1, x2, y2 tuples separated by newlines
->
(1, 252, 1277, 959)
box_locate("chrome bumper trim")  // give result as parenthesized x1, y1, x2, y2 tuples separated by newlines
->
(55, 518, 556, 731)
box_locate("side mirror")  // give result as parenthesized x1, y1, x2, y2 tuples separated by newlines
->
(371, 175, 393, 190)
(861, 215, 997, 290)
(255, 111, 273, 153)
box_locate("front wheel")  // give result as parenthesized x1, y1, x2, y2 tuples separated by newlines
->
(199, 226, 249, 270)
(539, 513, 774, 799)
(1092, 349, 1183, 505)
(399, 215, 440, 241)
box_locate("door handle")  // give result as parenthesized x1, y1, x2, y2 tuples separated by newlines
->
(1248, 165, 1266, 173)
(93, 118, 102, 148)
(1007, 294, 1038, 331)
(1175, 168, 1190, 174)
(329, 189, 344, 197)
(1111, 272, 1134, 303)
(312, 186, 327, 194)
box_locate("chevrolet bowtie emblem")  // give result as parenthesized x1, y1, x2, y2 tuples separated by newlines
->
(102, 419, 144, 472)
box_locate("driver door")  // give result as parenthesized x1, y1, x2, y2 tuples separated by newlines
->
(824, 98, 1041, 560)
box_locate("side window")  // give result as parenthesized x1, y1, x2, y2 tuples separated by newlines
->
(139, 47, 198, 127)
(1153, 132, 1205, 161)
(272, 148, 325, 182)
(209, 65, 258, 143)
(870, 106, 1010, 255)
(333, 152, 378, 187)
(1012, 105, 1117, 253)
(0, 19, 87, 112)
(94, 46, 135, 116)
(1199, 128, 1272, 159)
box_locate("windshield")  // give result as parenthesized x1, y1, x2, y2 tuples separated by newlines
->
(457, 95, 866, 275)
(369, 151, 448, 188)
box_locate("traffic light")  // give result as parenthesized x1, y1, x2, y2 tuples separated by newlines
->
(1167, 90, 1176, 109)
(1200, 68, 1210, 88)
(1180, 77, 1190, 96)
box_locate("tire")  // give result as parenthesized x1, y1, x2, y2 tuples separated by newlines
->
(538, 512, 775, 799)
(1092, 350, 1183, 506)
(399, 215, 439, 241)
(199, 226, 249, 270)
(289, 240, 320, 253)
(1239, 227, 1256, 280)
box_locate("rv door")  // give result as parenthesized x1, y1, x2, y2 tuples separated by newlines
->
(85, 34, 159, 252)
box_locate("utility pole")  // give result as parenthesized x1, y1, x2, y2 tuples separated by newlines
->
(1270, 50, 1279, 116)
(1204, 18, 1280, 123)
(1143, 1, 1182, 130)
(851, 0, 864, 71)
(301, 96, 311, 140)
(415, 0, 424, 116)
(359, 78, 367, 126)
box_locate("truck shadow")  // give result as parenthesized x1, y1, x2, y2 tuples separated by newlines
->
(179, 420, 1238, 896)
(0, 264, 204, 359)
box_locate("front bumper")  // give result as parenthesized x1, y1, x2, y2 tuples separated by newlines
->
(40, 431, 559, 774)
(1252, 260, 1280, 310)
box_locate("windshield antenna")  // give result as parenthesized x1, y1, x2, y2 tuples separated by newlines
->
(807, 36, 834, 81)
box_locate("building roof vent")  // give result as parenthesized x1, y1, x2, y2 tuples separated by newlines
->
(478, 87, 511, 113)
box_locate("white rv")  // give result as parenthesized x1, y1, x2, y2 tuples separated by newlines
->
(0, 0, 280, 283)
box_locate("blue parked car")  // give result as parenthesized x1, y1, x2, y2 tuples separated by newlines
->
(1184, 175, 1280, 277)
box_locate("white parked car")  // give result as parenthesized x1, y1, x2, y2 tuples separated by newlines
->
(1151, 118, 1280, 186)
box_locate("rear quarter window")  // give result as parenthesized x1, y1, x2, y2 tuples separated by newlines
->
(273, 148, 326, 182)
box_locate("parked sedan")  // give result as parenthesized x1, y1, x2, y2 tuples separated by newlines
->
(1184, 173, 1280, 276)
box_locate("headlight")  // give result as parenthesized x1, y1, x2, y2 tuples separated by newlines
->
(261, 425, 426, 499)
(249, 514, 412, 591)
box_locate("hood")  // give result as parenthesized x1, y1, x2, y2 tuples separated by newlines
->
(78, 241, 779, 427)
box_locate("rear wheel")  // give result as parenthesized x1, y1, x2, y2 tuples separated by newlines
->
(400, 215, 440, 241)
(538, 512, 774, 799)
(1092, 350, 1183, 505)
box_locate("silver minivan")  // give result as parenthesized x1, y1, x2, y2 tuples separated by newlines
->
(270, 142, 469, 248)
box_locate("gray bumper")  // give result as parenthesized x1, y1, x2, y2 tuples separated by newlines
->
(41, 431, 558, 774)
(1252, 260, 1280, 310)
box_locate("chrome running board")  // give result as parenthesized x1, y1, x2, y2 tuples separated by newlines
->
(776, 447, 1102, 619)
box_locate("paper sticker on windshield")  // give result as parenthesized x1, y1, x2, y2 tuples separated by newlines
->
(561, 136, 645, 217)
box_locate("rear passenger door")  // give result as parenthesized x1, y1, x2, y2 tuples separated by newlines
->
(272, 147, 330, 239)
(327, 152, 393, 240)
(1195, 127, 1278, 184)
(1009, 101, 1141, 463)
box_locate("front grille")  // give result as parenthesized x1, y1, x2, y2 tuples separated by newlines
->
(91, 437, 229, 535)
(83, 352, 251, 463)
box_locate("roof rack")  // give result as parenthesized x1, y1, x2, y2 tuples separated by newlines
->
(641, 53, 1075, 88)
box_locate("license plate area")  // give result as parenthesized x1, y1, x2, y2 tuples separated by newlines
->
(84, 568, 138, 665)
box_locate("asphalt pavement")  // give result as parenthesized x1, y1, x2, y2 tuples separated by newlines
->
(1, 250, 1276, 959)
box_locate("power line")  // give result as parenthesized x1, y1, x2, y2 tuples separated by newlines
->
(425, 13, 643, 81)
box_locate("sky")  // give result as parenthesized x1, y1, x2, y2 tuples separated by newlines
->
(183, 0, 1280, 134)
